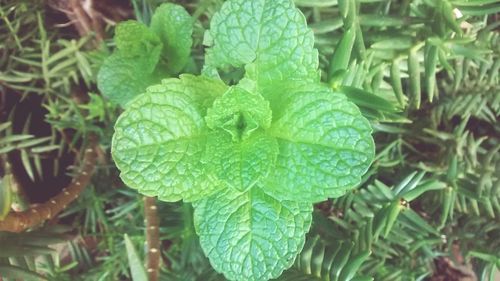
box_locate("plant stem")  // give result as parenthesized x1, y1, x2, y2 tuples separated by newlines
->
(144, 196, 160, 281)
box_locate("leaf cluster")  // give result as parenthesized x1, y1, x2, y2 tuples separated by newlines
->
(0, 0, 499, 281)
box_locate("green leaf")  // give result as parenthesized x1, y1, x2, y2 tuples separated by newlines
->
(206, 0, 319, 86)
(111, 75, 228, 202)
(205, 86, 272, 140)
(0, 264, 48, 281)
(0, 174, 12, 220)
(383, 201, 403, 238)
(358, 15, 421, 27)
(203, 131, 278, 192)
(328, 26, 356, 81)
(453, 2, 500, 15)
(97, 53, 163, 107)
(98, 7, 193, 107)
(194, 187, 312, 281)
(408, 49, 421, 109)
(0, 244, 55, 257)
(114, 20, 162, 68)
(150, 3, 193, 73)
(401, 180, 447, 202)
(266, 84, 375, 202)
(341, 86, 399, 113)
(124, 234, 148, 281)
(338, 250, 371, 281)
(390, 59, 406, 107)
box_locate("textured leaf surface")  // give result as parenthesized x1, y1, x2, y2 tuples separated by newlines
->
(114, 20, 162, 69)
(205, 87, 272, 140)
(267, 84, 375, 202)
(111, 75, 227, 202)
(203, 131, 278, 192)
(194, 187, 312, 281)
(150, 3, 193, 73)
(98, 4, 192, 106)
(97, 53, 161, 107)
(206, 0, 319, 86)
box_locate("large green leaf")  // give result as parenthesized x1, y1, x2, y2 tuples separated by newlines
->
(205, 0, 319, 87)
(194, 187, 312, 281)
(111, 75, 227, 202)
(267, 84, 375, 202)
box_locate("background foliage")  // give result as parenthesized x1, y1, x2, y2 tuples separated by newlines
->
(0, 0, 498, 280)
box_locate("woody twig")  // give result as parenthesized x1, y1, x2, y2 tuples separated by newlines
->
(144, 196, 161, 281)
(0, 135, 98, 233)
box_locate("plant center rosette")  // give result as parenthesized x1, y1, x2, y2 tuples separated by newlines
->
(111, 75, 374, 281)
(111, 0, 375, 280)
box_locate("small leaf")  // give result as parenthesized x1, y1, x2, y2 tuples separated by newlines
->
(453, 2, 500, 15)
(359, 15, 422, 27)
(408, 49, 421, 109)
(150, 3, 193, 73)
(401, 180, 447, 202)
(124, 235, 148, 281)
(441, 1, 463, 35)
(97, 53, 163, 107)
(424, 44, 439, 102)
(371, 37, 413, 50)
(400, 209, 439, 235)
(194, 187, 312, 281)
(205, 87, 272, 140)
(395, 171, 426, 196)
(0, 174, 12, 220)
(97, 16, 177, 107)
(390, 59, 406, 107)
(338, 250, 371, 281)
(114, 20, 162, 67)
(383, 201, 403, 238)
(330, 242, 353, 280)
(439, 187, 456, 228)
(0, 264, 48, 281)
(328, 27, 356, 82)
(0, 244, 55, 257)
(341, 86, 398, 113)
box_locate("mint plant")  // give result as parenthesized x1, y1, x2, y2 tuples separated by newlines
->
(110, 0, 375, 280)
(97, 3, 193, 107)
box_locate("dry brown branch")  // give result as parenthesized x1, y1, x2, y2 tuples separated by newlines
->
(0, 135, 98, 233)
(48, 0, 105, 44)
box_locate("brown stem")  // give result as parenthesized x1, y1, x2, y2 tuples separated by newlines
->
(144, 196, 160, 281)
(49, 0, 104, 46)
(69, 0, 104, 43)
(0, 135, 98, 233)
